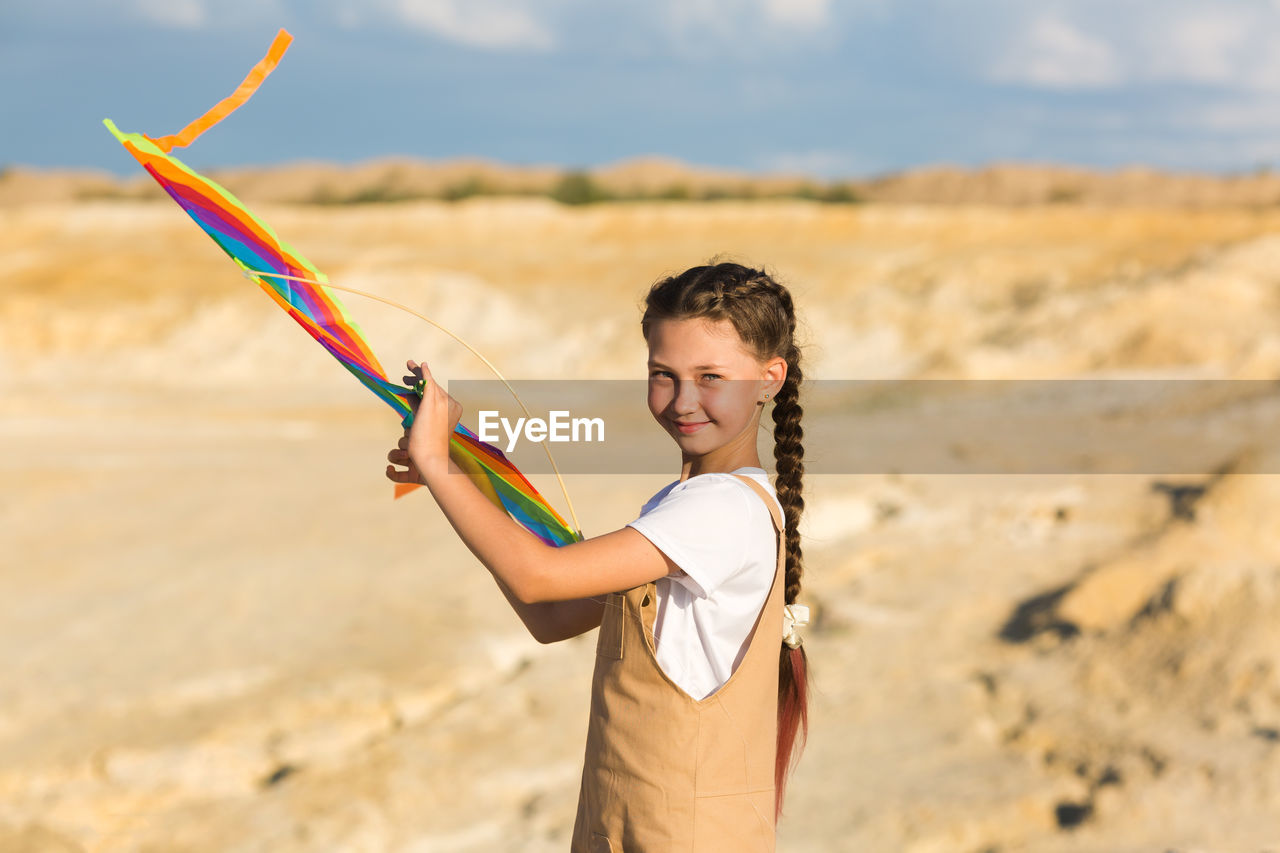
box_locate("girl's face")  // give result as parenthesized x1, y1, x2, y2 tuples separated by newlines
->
(646, 317, 786, 468)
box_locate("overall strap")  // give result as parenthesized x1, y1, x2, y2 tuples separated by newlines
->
(730, 473, 785, 535)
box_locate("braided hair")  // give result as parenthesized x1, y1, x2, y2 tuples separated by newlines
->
(640, 260, 809, 820)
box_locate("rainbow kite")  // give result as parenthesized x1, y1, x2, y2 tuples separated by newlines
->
(103, 29, 582, 548)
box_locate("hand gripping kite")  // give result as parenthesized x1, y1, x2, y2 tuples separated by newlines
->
(103, 29, 583, 548)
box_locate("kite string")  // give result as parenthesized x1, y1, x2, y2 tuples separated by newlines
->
(241, 268, 583, 540)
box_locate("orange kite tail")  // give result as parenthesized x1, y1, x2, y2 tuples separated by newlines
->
(147, 29, 293, 153)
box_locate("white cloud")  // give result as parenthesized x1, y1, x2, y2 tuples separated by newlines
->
(984, 3, 1280, 94)
(761, 0, 830, 30)
(1134, 5, 1280, 94)
(392, 0, 555, 51)
(662, 0, 847, 47)
(1148, 8, 1250, 85)
(988, 13, 1122, 89)
(127, 0, 289, 30)
(1248, 48, 1280, 93)
(131, 0, 207, 29)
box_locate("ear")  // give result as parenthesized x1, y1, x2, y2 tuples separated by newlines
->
(764, 356, 788, 396)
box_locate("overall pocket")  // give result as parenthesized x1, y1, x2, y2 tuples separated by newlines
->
(693, 788, 775, 852)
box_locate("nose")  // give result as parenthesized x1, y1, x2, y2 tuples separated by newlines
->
(672, 379, 701, 415)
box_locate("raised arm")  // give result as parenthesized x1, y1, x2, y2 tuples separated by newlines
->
(388, 361, 680, 640)
(386, 433, 609, 642)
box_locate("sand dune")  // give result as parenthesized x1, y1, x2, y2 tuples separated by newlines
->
(3, 198, 1280, 851)
(10, 157, 1280, 207)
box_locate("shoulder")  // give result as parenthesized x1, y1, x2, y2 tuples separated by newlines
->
(627, 475, 772, 599)
(640, 473, 755, 521)
(650, 473, 779, 540)
(694, 472, 782, 522)
(629, 472, 781, 539)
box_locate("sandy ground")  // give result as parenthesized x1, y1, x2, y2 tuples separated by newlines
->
(3, 198, 1280, 851)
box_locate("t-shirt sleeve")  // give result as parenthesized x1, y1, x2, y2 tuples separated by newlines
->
(625, 477, 754, 599)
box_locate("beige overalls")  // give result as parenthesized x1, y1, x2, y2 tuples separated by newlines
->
(570, 474, 785, 852)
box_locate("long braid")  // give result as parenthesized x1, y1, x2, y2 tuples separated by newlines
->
(770, 323, 806, 603)
(770, 336, 808, 820)
(641, 260, 810, 821)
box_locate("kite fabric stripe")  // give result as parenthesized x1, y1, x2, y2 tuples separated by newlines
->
(101, 30, 581, 547)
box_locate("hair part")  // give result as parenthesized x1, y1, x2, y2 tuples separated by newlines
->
(640, 259, 811, 820)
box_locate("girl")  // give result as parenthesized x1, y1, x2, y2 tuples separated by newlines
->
(386, 261, 810, 851)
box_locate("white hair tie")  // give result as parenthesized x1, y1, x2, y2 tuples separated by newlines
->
(782, 603, 810, 649)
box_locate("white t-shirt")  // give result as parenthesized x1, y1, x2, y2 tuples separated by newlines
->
(624, 466, 783, 701)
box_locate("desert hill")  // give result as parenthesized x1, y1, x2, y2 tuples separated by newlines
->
(8, 156, 1280, 207)
(3, 194, 1280, 851)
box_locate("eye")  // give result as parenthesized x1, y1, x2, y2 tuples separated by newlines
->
(702, 374, 722, 381)
(650, 370, 673, 379)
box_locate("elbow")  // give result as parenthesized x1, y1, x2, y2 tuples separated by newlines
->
(530, 626, 564, 645)
(507, 547, 558, 605)
(508, 564, 552, 606)
(513, 580, 554, 606)
(517, 593, 572, 644)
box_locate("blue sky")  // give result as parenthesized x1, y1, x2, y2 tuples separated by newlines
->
(7, 0, 1280, 177)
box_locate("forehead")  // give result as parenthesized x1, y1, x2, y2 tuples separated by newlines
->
(646, 317, 755, 365)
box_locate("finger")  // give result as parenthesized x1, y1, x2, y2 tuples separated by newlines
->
(398, 435, 409, 450)
(387, 463, 421, 482)
(388, 448, 410, 464)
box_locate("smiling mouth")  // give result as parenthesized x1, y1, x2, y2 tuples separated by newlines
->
(672, 419, 710, 433)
